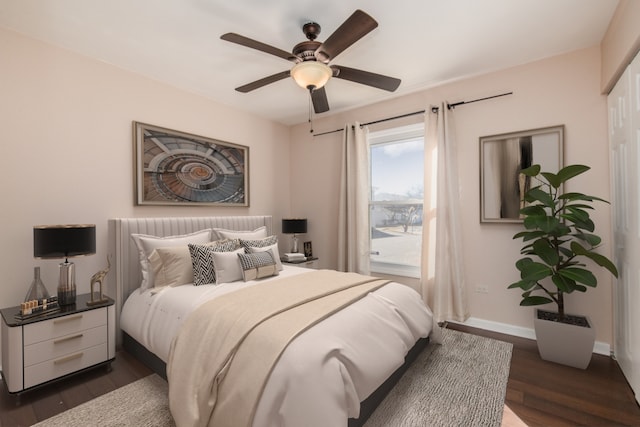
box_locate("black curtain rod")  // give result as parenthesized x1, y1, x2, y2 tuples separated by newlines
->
(312, 110, 424, 137)
(312, 91, 513, 137)
(438, 91, 513, 111)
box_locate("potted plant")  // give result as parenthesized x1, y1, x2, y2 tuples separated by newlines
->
(509, 164, 618, 369)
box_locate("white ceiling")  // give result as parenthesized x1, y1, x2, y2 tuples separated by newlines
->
(0, 0, 619, 126)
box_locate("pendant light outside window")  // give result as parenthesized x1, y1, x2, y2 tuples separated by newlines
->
(291, 61, 332, 90)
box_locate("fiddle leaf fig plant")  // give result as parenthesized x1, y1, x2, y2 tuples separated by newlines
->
(509, 164, 618, 321)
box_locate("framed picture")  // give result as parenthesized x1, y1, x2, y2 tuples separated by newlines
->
(480, 125, 564, 223)
(134, 122, 249, 206)
(303, 241, 313, 258)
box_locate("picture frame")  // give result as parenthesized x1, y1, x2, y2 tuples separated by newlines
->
(480, 125, 564, 223)
(303, 241, 313, 258)
(133, 122, 249, 206)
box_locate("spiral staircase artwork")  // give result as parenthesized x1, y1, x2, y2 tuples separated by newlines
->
(141, 127, 246, 205)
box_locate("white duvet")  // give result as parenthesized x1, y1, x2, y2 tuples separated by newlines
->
(120, 266, 433, 426)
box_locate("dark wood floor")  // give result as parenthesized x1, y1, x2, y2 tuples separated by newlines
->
(2, 325, 639, 426)
(0, 352, 153, 427)
(448, 323, 640, 427)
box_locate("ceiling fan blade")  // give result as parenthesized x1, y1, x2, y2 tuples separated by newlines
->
(221, 33, 298, 63)
(235, 70, 291, 93)
(314, 10, 378, 63)
(331, 65, 401, 92)
(311, 87, 330, 113)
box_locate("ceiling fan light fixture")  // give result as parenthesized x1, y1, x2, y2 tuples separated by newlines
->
(291, 61, 332, 90)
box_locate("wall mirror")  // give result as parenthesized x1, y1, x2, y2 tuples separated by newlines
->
(480, 125, 564, 223)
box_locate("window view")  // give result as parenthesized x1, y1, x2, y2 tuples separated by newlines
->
(369, 124, 424, 278)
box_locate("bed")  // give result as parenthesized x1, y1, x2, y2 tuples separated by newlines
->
(108, 215, 434, 427)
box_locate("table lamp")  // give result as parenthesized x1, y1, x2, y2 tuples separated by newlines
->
(33, 224, 96, 305)
(282, 218, 307, 253)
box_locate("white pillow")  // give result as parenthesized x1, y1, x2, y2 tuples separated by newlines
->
(211, 248, 245, 284)
(246, 243, 283, 271)
(149, 239, 240, 288)
(213, 226, 267, 241)
(131, 229, 212, 291)
(149, 246, 193, 288)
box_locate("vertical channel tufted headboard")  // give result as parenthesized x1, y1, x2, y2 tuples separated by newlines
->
(107, 215, 272, 344)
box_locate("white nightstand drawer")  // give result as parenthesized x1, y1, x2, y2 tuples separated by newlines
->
(24, 308, 106, 345)
(2, 294, 115, 396)
(24, 325, 108, 367)
(24, 342, 108, 389)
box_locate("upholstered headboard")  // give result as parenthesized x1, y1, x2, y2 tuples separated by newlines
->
(107, 215, 273, 343)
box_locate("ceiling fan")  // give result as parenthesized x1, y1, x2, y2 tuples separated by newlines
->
(220, 9, 401, 114)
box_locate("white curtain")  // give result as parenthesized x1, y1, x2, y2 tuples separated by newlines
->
(337, 122, 370, 274)
(421, 104, 468, 323)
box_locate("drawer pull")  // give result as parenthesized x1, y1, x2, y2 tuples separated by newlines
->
(53, 334, 83, 345)
(53, 352, 84, 364)
(53, 314, 83, 324)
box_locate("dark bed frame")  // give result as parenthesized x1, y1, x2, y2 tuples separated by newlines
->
(123, 332, 428, 426)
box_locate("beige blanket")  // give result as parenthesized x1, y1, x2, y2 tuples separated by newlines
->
(167, 270, 389, 427)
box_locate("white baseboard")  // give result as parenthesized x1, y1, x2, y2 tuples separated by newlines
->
(450, 317, 611, 356)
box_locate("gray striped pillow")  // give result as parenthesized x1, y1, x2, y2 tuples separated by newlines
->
(239, 235, 278, 249)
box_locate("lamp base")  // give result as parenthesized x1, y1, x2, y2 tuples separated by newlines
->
(291, 235, 299, 253)
(58, 261, 76, 306)
(57, 288, 76, 306)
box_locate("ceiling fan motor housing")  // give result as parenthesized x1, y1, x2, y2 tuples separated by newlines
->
(293, 40, 322, 62)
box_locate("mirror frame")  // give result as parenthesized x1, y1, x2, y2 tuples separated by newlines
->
(479, 125, 564, 223)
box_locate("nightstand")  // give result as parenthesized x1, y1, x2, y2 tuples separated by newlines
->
(1, 293, 115, 402)
(281, 257, 319, 269)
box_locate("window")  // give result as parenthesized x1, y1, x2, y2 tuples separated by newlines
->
(369, 123, 424, 278)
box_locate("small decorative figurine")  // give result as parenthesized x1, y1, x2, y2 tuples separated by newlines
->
(87, 256, 110, 306)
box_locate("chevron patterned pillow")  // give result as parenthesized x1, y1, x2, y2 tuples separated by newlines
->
(188, 239, 242, 286)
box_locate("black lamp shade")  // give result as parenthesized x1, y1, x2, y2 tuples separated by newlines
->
(282, 219, 307, 234)
(33, 224, 96, 259)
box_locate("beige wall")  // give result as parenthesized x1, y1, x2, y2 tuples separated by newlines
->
(0, 28, 291, 311)
(601, 0, 640, 93)
(0, 21, 620, 350)
(290, 46, 614, 344)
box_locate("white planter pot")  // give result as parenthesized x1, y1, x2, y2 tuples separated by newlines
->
(533, 309, 596, 369)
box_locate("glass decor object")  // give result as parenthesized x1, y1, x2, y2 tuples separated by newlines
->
(24, 266, 50, 302)
(33, 224, 96, 306)
(290, 61, 332, 90)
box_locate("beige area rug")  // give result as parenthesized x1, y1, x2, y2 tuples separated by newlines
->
(33, 328, 512, 427)
(32, 374, 174, 427)
(364, 328, 513, 427)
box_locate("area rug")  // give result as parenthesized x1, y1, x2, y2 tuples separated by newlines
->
(32, 374, 174, 427)
(364, 328, 513, 427)
(33, 328, 512, 427)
